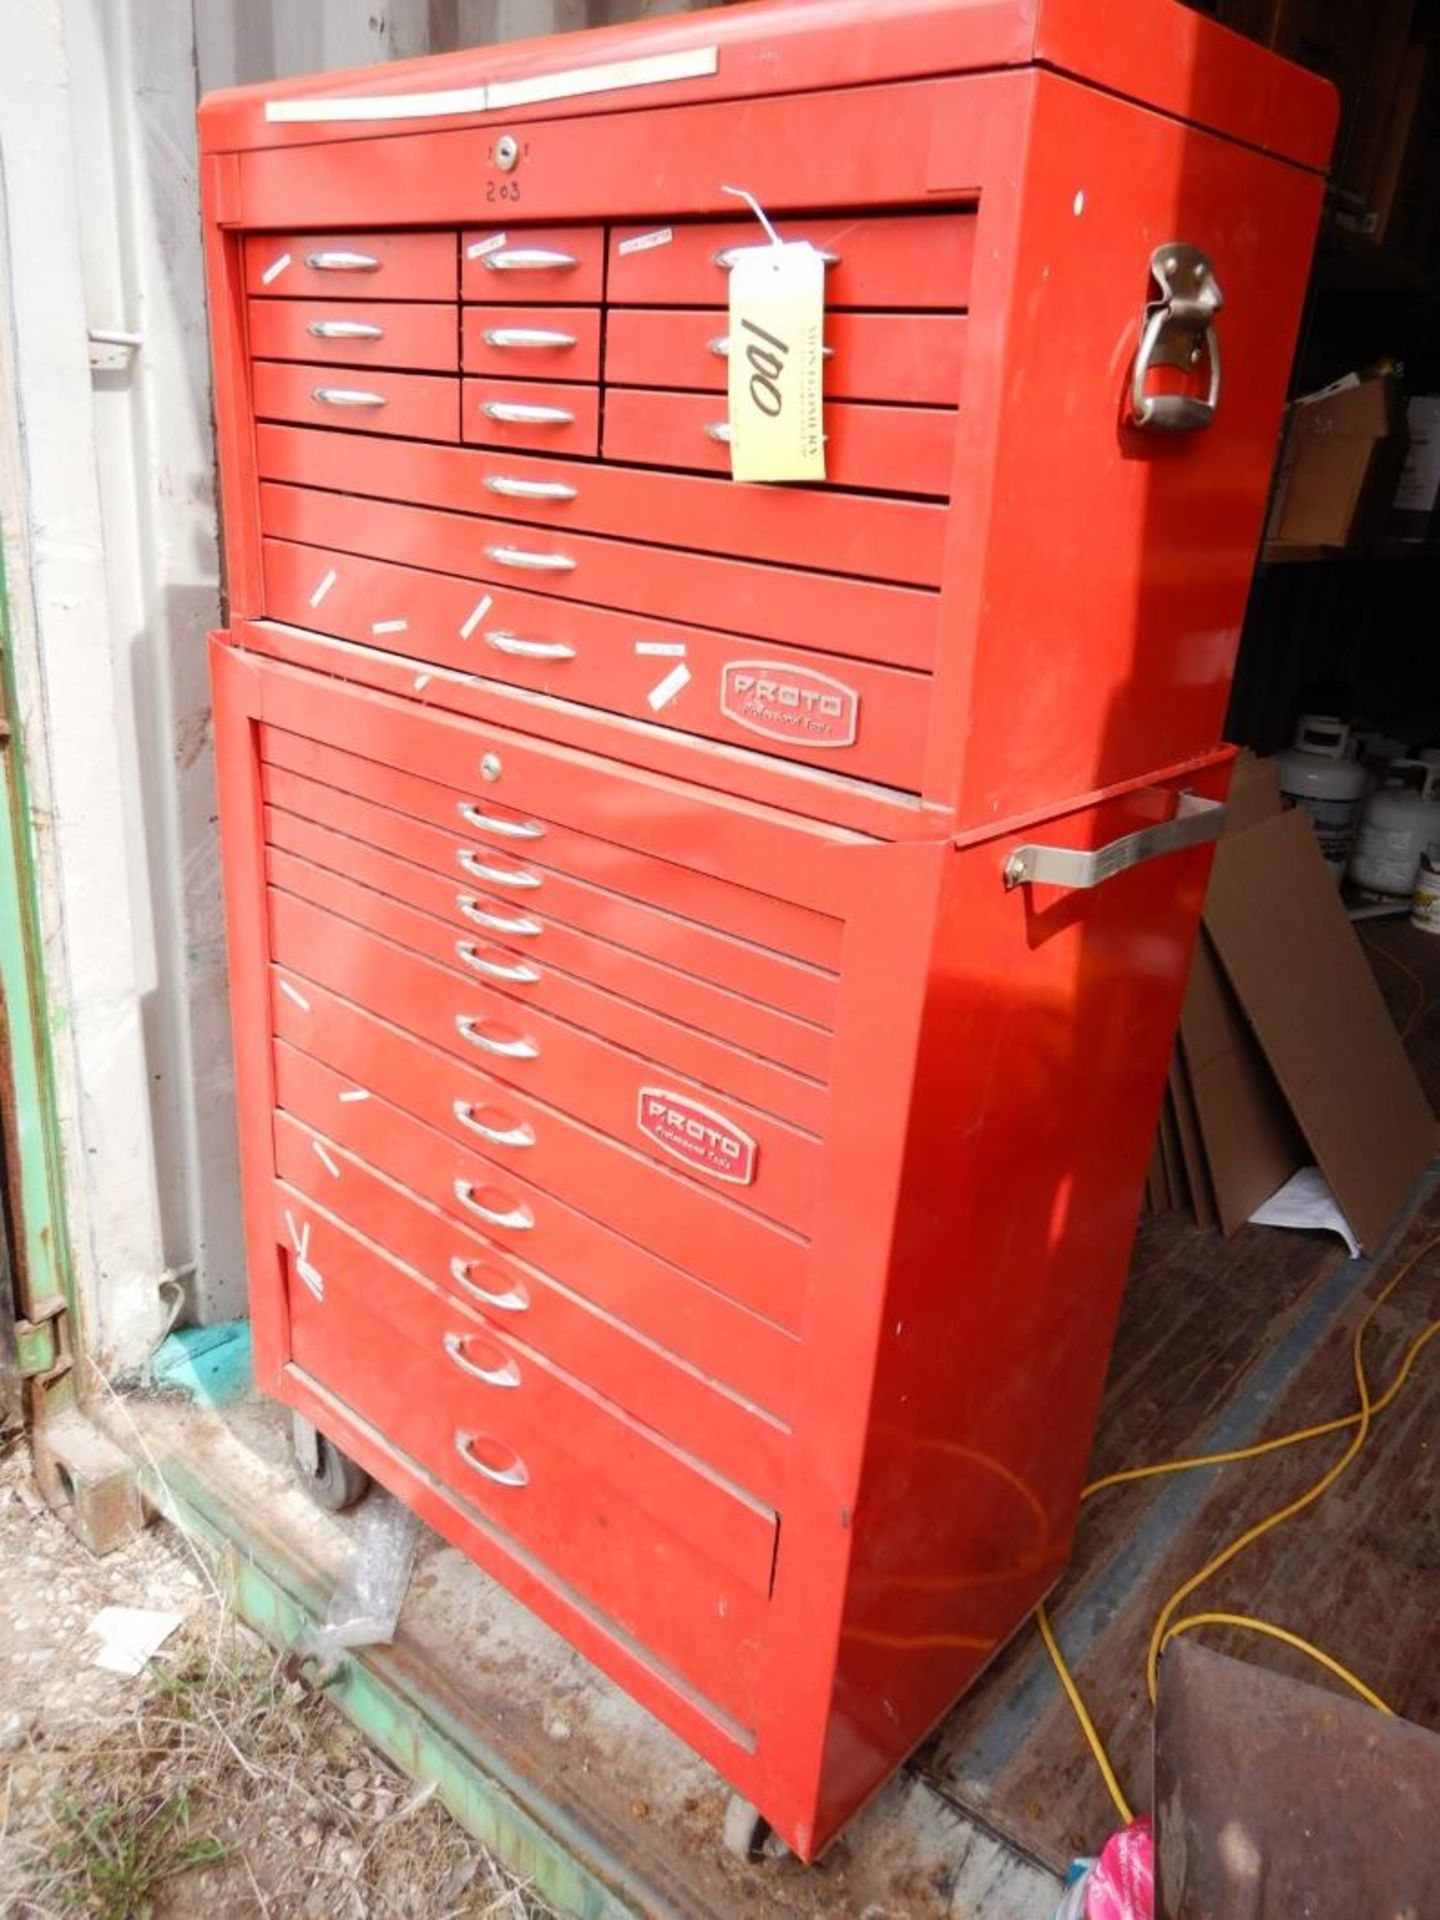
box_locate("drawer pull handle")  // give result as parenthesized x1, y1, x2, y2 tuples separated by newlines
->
(456, 849, 542, 890)
(484, 544, 577, 574)
(456, 893, 542, 937)
(455, 942, 541, 986)
(453, 1178, 535, 1227)
(484, 475, 578, 502)
(708, 418, 826, 448)
(454, 1431, 529, 1487)
(457, 800, 545, 841)
(450, 1256, 530, 1313)
(308, 319, 384, 341)
(455, 1015, 539, 1060)
(311, 386, 387, 408)
(707, 334, 832, 360)
(444, 1330, 521, 1388)
(482, 401, 576, 427)
(482, 247, 579, 274)
(452, 1100, 536, 1148)
(483, 629, 577, 662)
(714, 245, 839, 271)
(483, 326, 578, 350)
(305, 249, 381, 272)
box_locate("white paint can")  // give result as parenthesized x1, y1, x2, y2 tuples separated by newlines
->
(1412, 844, 1440, 934)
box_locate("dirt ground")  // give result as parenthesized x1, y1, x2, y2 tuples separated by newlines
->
(0, 1433, 548, 1920)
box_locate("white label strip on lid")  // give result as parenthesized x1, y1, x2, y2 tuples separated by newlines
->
(635, 640, 686, 657)
(265, 45, 717, 124)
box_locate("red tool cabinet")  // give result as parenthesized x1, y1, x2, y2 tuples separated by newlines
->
(200, 0, 1333, 1861)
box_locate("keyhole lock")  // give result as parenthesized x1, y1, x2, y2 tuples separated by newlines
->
(480, 752, 503, 783)
(495, 135, 520, 173)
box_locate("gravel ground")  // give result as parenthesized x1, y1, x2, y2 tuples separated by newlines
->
(0, 1433, 548, 1919)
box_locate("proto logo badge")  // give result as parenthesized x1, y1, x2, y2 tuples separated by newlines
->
(637, 1088, 758, 1186)
(721, 661, 859, 749)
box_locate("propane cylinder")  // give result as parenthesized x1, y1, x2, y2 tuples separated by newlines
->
(1411, 844, 1440, 935)
(1348, 759, 1440, 898)
(1274, 716, 1369, 880)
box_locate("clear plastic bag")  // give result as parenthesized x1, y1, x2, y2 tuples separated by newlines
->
(305, 1490, 421, 1662)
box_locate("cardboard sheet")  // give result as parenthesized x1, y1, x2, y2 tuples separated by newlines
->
(1202, 806, 1436, 1251)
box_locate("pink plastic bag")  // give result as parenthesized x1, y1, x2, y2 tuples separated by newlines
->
(1055, 1818, 1154, 1920)
(1087, 1816, 1154, 1920)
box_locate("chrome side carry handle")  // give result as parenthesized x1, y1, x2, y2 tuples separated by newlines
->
(483, 327, 578, 350)
(1003, 793, 1226, 891)
(1130, 243, 1223, 434)
(483, 630, 577, 662)
(305, 249, 381, 272)
(311, 386, 387, 407)
(484, 475, 578, 502)
(454, 1431, 529, 1487)
(449, 1256, 530, 1313)
(456, 800, 545, 841)
(443, 1330, 522, 1387)
(308, 319, 384, 340)
(452, 1178, 535, 1228)
(481, 247, 579, 273)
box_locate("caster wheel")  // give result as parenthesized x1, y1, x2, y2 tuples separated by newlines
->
(291, 1412, 370, 1512)
(722, 1793, 786, 1863)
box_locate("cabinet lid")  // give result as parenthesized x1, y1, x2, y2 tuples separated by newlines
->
(200, 0, 1336, 175)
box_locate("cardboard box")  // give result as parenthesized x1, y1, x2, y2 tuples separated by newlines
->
(1266, 376, 1409, 549)
(1391, 395, 1440, 542)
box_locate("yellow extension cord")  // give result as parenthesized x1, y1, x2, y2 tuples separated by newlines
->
(1036, 1206, 1440, 1828)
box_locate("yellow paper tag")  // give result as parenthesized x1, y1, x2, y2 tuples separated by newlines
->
(726, 241, 826, 483)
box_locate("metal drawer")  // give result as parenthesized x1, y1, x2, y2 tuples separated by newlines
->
(246, 298, 459, 372)
(461, 225, 603, 302)
(462, 376, 599, 457)
(252, 361, 459, 442)
(461, 305, 601, 381)
(262, 538, 930, 787)
(245, 230, 457, 301)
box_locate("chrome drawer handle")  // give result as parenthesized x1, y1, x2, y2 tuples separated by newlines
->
(444, 1330, 521, 1388)
(454, 1431, 529, 1487)
(481, 401, 575, 427)
(457, 799, 545, 841)
(311, 386, 387, 407)
(714, 246, 839, 271)
(481, 248, 579, 273)
(456, 894, 541, 938)
(455, 1015, 539, 1060)
(484, 544, 576, 574)
(456, 849, 542, 890)
(305, 249, 381, 272)
(453, 1178, 534, 1228)
(1003, 793, 1227, 891)
(483, 327, 578, 350)
(450, 1256, 530, 1313)
(452, 1100, 536, 1148)
(455, 942, 541, 986)
(308, 319, 384, 341)
(484, 475, 578, 502)
(483, 630, 577, 662)
(707, 334, 831, 359)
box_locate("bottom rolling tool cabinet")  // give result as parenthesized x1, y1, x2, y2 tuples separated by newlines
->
(213, 635, 1230, 1858)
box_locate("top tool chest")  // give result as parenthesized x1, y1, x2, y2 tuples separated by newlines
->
(200, 0, 1333, 1860)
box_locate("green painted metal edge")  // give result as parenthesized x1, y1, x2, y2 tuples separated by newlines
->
(134, 1450, 664, 1920)
(0, 542, 77, 1373)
